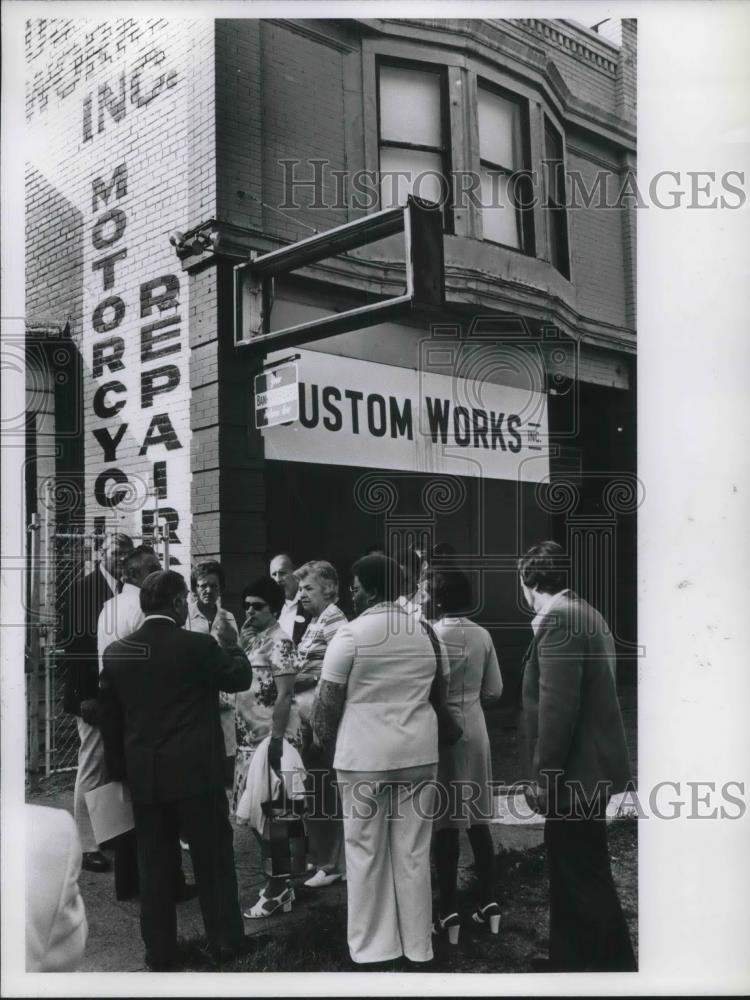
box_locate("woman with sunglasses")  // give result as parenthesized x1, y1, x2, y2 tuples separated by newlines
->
(233, 576, 303, 917)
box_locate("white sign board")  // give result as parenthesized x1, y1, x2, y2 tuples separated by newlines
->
(255, 361, 299, 428)
(262, 350, 549, 482)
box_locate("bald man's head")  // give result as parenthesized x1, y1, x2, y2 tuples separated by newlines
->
(269, 553, 297, 600)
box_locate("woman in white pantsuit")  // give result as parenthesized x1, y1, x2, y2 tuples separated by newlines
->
(312, 554, 449, 966)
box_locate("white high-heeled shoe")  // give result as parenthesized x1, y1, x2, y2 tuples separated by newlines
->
(433, 912, 461, 944)
(471, 902, 501, 934)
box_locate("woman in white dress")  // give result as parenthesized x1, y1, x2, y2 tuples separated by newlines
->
(428, 569, 504, 942)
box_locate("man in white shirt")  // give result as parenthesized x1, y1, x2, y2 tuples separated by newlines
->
(270, 553, 310, 644)
(97, 546, 161, 674)
(63, 531, 133, 873)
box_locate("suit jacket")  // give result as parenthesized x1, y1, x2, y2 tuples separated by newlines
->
(291, 602, 312, 646)
(275, 598, 312, 646)
(26, 804, 88, 972)
(98, 617, 252, 803)
(519, 591, 631, 813)
(63, 566, 116, 715)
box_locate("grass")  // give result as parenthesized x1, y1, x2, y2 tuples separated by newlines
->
(174, 819, 638, 973)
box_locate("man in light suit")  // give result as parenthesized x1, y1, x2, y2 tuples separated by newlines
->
(63, 531, 133, 873)
(518, 540, 636, 972)
(26, 804, 88, 972)
(98, 570, 252, 971)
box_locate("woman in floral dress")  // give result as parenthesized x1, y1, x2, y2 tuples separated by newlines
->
(232, 576, 303, 917)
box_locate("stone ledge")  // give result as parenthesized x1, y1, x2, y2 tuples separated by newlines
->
(489, 789, 637, 851)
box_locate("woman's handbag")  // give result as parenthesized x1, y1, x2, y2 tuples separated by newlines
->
(422, 621, 463, 747)
(258, 762, 308, 878)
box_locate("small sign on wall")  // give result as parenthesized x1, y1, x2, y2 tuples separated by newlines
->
(255, 361, 299, 428)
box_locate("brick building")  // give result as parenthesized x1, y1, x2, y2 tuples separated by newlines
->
(24, 17, 638, 736)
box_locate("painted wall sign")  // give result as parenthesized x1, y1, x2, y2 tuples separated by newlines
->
(262, 350, 549, 482)
(26, 18, 193, 565)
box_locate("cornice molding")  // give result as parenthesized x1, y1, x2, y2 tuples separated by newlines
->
(265, 19, 357, 54)
(517, 19, 619, 75)
(356, 18, 635, 151)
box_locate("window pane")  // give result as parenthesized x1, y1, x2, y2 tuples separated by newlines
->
(380, 147, 445, 210)
(379, 64, 442, 148)
(480, 168, 520, 248)
(544, 118, 569, 275)
(544, 121, 563, 163)
(549, 209, 569, 276)
(478, 87, 520, 168)
(544, 121, 565, 204)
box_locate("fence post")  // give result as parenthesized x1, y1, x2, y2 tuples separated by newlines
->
(44, 644, 52, 777)
(159, 517, 170, 569)
(26, 513, 41, 779)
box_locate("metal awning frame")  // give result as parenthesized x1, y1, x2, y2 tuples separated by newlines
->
(234, 196, 444, 354)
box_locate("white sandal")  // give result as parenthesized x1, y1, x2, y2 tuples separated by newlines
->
(243, 884, 294, 919)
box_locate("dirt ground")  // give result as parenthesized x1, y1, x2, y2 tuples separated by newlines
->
(25, 793, 638, 974)
(176, 819, 638, 974)
(25, 683, 638, 973)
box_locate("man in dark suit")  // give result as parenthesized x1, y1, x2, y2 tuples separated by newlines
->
(518, 540, 636, 973)
(63, 532, 133, 873)
(98, 570, 252, 971)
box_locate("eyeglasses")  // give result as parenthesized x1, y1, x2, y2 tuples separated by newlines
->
(244, 600, 268, 611)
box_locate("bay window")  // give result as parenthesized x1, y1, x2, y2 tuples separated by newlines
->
(477, 82, 534, 253)
(377, 61, 451, 230)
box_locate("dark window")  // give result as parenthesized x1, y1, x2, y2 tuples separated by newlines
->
(477, 82, 534, 254)
(544, 119, 570, 278)
(377, 61, 452, 231)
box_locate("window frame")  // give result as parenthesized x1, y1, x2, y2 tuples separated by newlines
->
(375, 56, 454, 235)
(476, 78, 535, 256)
(543, 116, 571, 279)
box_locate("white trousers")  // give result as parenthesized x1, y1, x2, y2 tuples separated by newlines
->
(73, 718, 108, 853)
(337, 763, 437, 964)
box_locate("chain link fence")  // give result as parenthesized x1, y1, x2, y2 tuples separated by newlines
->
(26, 524, 167, 779)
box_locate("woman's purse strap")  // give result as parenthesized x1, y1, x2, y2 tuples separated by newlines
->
(421, 620, 463, 747)
(421, 619, 444, 686)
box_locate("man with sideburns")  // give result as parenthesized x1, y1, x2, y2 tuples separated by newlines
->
(518, 540, 636, 973)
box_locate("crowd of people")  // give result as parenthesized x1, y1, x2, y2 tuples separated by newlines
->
(26, 535, 636, 975)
